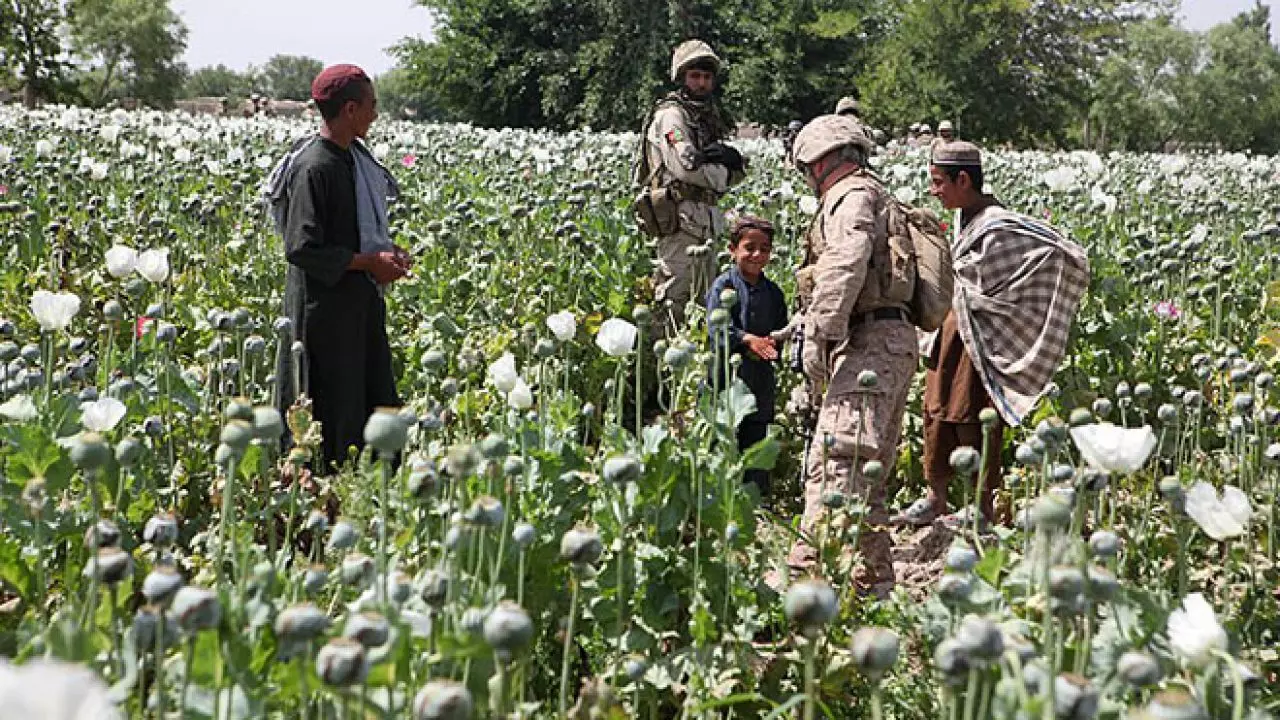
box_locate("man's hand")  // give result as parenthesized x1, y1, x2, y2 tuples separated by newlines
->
(743, 334, 778, 361)
(352, 251, 410, 285)
(702, 143, 745, 172)
(802, 330, 828, 383)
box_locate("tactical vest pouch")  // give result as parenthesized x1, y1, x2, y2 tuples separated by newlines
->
(882, 231, 917, 306)
(632, 186, 680, 237)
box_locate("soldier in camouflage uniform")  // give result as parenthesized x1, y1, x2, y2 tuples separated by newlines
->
(642, 40, 747, 337)
(834, 96, 877, 149)
(786, 115, 919, 596)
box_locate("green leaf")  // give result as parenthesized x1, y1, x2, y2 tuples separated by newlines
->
(0, 534, 33, 600)
(974, 547, 1008, 586)
(742, 435, 780, 471)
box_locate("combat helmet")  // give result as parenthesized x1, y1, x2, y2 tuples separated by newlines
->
(835, 96, 861, 116)
(670, 40, 722, 82)
(791, 114, 873, 169)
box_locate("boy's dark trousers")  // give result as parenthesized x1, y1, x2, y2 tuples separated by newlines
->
(738, 418, 771, 496)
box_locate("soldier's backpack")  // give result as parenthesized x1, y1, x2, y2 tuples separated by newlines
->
(887, 199, 953, 332)
(629, 102, 684, 237)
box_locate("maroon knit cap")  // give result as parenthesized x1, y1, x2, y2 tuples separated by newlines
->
(311, 64, 370, 102)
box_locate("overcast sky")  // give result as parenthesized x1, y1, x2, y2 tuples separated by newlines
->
(172, 0, 1277, 77)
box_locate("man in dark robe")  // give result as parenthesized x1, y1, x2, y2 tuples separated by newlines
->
(275, 64, 411, 470)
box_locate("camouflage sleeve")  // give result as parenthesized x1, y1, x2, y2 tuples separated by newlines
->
(808, 188, 875, 342)
(649, 108, 729, 193)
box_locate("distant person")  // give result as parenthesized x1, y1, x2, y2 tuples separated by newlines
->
(705, 215, 789, 497)
(931, 120, 956, 155)
(270, 64, 412, 470)
(896, 141, 1090, 527)
(834, 96, 877, 147)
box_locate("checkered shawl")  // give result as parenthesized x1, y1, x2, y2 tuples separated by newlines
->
(952, 205, 1090, 426)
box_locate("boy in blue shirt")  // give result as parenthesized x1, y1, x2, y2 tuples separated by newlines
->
(706, 215, 789, 496)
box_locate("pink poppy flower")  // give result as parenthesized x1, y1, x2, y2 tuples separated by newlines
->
(402, 154, 417, 169)
(1154, 300, 1180, 321)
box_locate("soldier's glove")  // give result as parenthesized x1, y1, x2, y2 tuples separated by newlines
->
(801, 326, 829, 384)
(702, 143, 745, 173)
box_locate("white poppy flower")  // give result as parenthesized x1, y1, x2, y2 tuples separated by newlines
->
(1068, 423, 1156, 474)
(1042, 167, 1078, 193)
(100, 125, 121, 143)
(487, 352, 519, 393)
(1090, 185, 1116, 214)
(0, 658, 123, 720)
(507, 378, 533, 410)
(109, 108, 128, 124)
(81, 397, 127, 433)
(595, 318, 638, 357)
(1180, 174, 1208, 194)
(88, 161, 109, 181)
(0, 145, 11, 164)
(777, 182, 796, 199)
(798, 196, 819, 215)
(0, 395, 38, 422)
(1167, 593, 1227, 670)
(893, 185, 918, 205)
(136, 248, 170, 283)
(173, 147, 192, 163)
(1159, 155, 1188, 177)
(1184, 481, 1252, 541)
(29, 290, 81, 332)
(546, 311, 576, 342)
(1136, 178, 1154, 195)
(105, 245, 137, 278)
(35, 139, 54, 157)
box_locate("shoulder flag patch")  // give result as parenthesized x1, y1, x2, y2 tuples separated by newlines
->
(665, 128, 685, 146)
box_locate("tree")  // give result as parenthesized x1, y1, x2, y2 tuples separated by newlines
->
(66, 0, 189, 107)
(184, 64, 255, 99)
(1, 0, 71, 107)
(1089, 18, 1199, 151)
(260, 54, 323, 100)
(374, 66, 443, 121)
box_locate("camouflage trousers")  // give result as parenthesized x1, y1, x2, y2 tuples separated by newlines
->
(788, 318, 918, 594)
(652, 228, 716, 339)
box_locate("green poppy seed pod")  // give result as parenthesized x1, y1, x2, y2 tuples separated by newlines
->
(114, 436, 143, 468)
(849, 627, 900, 677)
(1158, 476, 1185, 511)
(718, 288, 738, 309)
(479, 433, 509, 460)
(420, 569, 449, 608)
(421, 350, 447, 373)
(937, 573, 974, 604)
(1081, 468, 1109, 492)
(484, 601, 533, 659)
(502, 455, 524, 478)
(1086, 565, 1118, 601)
(1031, 494, 1072, 531)
(1116, 651, 1161, 688)
(340, 553, 375, 587)
(603, 454, 643, 484)
(1134, 381, 1153, 399)
(84, 518, 121, 549)
(328, 520, 358, 551)
(955, 615, 1004, 662)
(625, 655, 649, 682)
(1068, 407, 1093, 427)
(142, 565, 184, 607)
(466, 495, 505, 528)
(219, 420, 253, 453)
(171, 586, 221, 632)
(945, 544, 978, 573)
(513, 522, 536, 548)
(143, 512, 179, 546)
(1049, 565, 1084, 602)
(948, 446, 980, 475)
(133, 604, 178, 651)
(633, 304, 652, 324)
(274, 603, 330, 644)
(304, 509, 329, 534)
(1115, 381, 1131, 399)
(1015, 443, 1042, 466)
(978, 407, 999, 428)
(933, 638, 970, 682)
(413, 680, 473, 720)
(103, 300, 124, 321)
(1054, 673, 1099, 720)
(446, 443, 481, 477)
(1136, 690, 1207, 720)
(663, 345, 691, 369)
(460, 607, 485, 636)
(1092, 398, 1113, 418)
(861, 460, 884, 480)
(821, 490, 846, 509)
(224, 398, 254, 422)
(1087, 530, 1119, 558)
(1232, 392, 1254, 415)
(303, 564, 329, 595)
(729, 354, 742, 369)
(83, 546, 133, 585)
(1155, 404, 1177, 424)
(560, 526, 603, 566)
(534, 338, 556, 359)
(783, 578, 837, 635)
(1265, 443, 1280, 465)
(344, 611, 391, 648)
(1021, 661, 1050, 695)
(287, 446, 311, 468)
(316, 637, 368, 687)
(439, 377, 459, 398)
(364, 408, 408, 456)
(857, 370, 878, 388)
(708, 308, 731, 330)
(71, 432, 110, 472)
(388, 571, 413, 604)
(252, 406, 284, 440)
